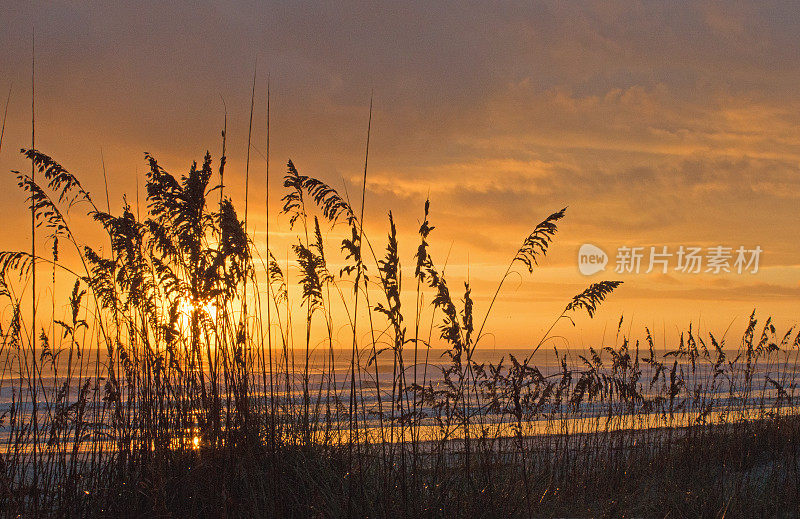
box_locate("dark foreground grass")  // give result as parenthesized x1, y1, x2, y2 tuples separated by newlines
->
(23, 416, 794, 518)
(1, 139, 799, 517)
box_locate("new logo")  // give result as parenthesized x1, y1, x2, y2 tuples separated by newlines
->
(578, 244, 608, 275)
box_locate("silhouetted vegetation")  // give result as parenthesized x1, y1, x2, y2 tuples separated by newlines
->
(1, 140, 799, 517)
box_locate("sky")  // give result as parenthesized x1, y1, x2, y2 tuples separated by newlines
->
(0, 1, 798, 349)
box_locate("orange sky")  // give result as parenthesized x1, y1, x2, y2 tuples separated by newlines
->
(0, 1, 798, 349)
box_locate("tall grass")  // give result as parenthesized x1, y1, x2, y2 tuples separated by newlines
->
(0, 127, 798, 516)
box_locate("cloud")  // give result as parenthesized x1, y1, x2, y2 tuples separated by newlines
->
(1, 0, 799, 345)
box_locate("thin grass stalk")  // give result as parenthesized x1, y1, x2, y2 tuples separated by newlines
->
(347, 93, 373, 510)
(264, 76, 276, 451)
(0, 83, 11, 157)
(239, 66, 257, 429)
(29, 32, 40, 511)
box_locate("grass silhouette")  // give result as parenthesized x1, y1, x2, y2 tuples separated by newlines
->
(0, 130, 798, 517)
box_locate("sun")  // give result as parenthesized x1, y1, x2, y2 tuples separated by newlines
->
(176, 298, 218, 330)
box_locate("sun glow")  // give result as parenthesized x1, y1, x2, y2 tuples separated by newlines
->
(176, 299, 218, 330)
